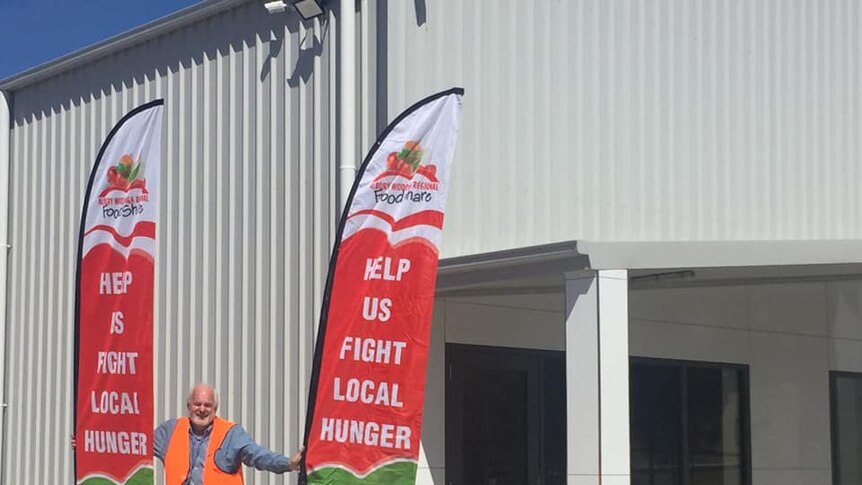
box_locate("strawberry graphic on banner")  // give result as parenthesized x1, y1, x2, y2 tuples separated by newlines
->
(302, 88, 464, 485)
(74, 100, 163, 485)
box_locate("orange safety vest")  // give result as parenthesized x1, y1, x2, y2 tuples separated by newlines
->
(164, 416, 244, 485)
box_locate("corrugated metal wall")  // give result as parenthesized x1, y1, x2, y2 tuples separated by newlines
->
(14, 0, 862, 481)
(3, 2, 334, 483)
(384, 0, 862, 257)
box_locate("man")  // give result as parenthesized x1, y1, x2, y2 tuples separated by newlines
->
(154, 384, 304, 485)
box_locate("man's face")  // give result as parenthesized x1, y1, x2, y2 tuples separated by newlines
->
(187, 387, 217, 431)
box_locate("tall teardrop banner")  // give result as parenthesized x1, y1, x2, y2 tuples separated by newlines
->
(74, 100, 163, 485)
(302, 88, 464, 485)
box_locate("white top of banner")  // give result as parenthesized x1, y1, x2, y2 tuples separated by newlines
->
(82, 104, 163, 259)
(341, 92, 462, 253)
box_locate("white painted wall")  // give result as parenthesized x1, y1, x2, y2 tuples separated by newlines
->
(439, 293, 565, 351)
(630, 280, 862, 485)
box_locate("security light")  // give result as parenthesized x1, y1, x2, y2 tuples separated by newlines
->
(263, 0, 288, 14)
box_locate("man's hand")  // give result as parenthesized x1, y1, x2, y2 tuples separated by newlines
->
(288, 446, 305, 472)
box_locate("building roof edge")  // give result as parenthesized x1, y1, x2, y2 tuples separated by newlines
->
(0, 0, 247, 92)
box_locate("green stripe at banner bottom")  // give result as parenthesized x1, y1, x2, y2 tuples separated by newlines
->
(78, 467, 153, 485)
(308, 461, 418, 484)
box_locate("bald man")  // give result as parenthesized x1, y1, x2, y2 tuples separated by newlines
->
(153, 384, 303, 485)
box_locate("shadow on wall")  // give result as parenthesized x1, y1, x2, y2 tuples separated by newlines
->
(11, 0, 328, 123)
(369, 0, 425, 136)
(414, 0, 426, 26)
(285, 19, 327, 87)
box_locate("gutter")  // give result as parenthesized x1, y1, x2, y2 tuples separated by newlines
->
(578, 239, 862, 270)
(436, 241, 590, 291)
(0, 90, 10, 475)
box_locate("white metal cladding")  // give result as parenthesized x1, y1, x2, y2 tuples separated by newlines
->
(3, 2, 334, 484)
(383, 0, 862, 257)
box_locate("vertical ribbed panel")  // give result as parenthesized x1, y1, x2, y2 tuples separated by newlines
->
(4, 2, 333, 483)
(385, 0, 862, 256)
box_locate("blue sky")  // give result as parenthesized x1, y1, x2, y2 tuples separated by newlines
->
(0, 0, 201, 80)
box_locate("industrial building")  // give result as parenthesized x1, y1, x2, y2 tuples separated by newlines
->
(3, 1, 862, 484)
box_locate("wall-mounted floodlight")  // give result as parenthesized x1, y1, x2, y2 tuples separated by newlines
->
(263, 0, 325, 19)
(292, 0, 325, 20)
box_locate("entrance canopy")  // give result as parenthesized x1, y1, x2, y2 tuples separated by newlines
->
(437, 239, 862, 294)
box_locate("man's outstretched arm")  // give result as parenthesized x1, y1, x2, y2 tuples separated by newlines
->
(218, 425, 303, 473)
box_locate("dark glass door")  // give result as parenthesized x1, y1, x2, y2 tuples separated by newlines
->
(446, 344, 565, 485)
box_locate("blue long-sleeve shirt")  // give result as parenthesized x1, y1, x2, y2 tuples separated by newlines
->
(153, 418, 291, 484)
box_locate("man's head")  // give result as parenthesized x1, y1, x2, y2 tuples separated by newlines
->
(186, 384, 219, 434)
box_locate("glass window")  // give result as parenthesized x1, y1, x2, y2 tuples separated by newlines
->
(631, 359, 750, 485)
(830, 372, 862, 485)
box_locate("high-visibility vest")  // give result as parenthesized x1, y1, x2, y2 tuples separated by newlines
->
(163, 416, 244, 485)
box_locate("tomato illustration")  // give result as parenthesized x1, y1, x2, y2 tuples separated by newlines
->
(386, 152, 399, 170)
(398, 164, 413, 178)
(107, 166, 125, 187)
